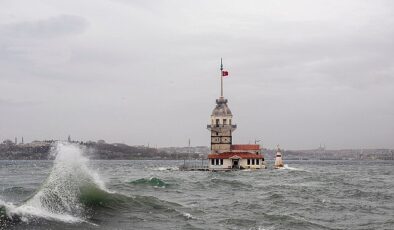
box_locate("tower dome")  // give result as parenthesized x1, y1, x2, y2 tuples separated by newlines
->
(211, 97, 232, 117)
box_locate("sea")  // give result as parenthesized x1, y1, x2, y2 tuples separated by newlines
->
(0, 143, 393, 230)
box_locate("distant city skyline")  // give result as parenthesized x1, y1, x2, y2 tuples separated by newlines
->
(1, 1, 394, 150)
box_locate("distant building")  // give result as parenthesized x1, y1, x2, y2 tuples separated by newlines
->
(97, 139, 106, 144)
(2, 139, 14, 146)
(25, 141, 51, 147)
(317, 144, 326, 151)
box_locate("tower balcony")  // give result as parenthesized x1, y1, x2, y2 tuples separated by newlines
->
(207, 124, 237, 132)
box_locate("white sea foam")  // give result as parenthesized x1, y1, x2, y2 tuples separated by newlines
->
(0, 199, 82, 223)
(182, 212, 193, 219)
(152, 166, 179, 171)
(282, 164, 308, 172)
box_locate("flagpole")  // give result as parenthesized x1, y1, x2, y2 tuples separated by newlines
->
(220, 58, 223, 98)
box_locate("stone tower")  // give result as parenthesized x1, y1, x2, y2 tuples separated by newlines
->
(207, 97, 237, 153)
(207, 59, 237, 154)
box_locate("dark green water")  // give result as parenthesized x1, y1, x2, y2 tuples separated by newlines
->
(0, 144, 393, 229)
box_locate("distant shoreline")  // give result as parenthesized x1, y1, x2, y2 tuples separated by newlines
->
(1, 140, 393, 161)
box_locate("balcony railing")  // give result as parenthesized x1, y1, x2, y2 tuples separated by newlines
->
(207, 124, 237, 130)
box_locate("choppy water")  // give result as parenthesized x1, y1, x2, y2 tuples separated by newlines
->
(1, 143, 393, 230)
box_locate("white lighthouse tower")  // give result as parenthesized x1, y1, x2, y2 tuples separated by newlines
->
(274, 145, 284, 169)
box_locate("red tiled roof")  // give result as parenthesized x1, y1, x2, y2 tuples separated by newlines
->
(208, 152, 263, 159)
(231, 144, 260, 150)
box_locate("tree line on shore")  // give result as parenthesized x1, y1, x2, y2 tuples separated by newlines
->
(0, 140, 201, 160)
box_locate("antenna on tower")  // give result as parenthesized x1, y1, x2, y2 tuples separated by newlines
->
(220, 58, 223, 97)
(219, 58, 229, 97)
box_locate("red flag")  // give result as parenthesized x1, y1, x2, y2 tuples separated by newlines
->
(222, 70, 229, 77)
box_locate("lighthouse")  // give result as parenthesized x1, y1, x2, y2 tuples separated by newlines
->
(207, 59, 265, 170)
(274, 145, 284, 169)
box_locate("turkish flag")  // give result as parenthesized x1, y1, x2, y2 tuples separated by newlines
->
(222, 71, 229, 77)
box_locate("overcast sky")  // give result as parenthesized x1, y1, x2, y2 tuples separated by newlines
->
(0, 0, 393, 149)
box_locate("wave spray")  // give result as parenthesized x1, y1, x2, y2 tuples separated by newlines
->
(1, 142, 107, 224)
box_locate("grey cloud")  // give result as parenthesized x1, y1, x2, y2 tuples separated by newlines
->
(0, 15, 88, 39)
(0, 15, 89, 81)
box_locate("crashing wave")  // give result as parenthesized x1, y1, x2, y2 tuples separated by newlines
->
(0, 142, 191, 228)
(0, 142, 108, 226)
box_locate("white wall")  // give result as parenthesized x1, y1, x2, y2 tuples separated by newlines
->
(240, 158, 263, 169)
(209, 158, 264, 169)
(209, 158, 232, 169)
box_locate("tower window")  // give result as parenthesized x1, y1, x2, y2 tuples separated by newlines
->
(223, 119, 227, 124)
(211, 159, 214, 165)
(247, 159, 250, 165)
(216, 119, 219, 126)
(252, 159, 255, 165)
(256, 159, 260, 165)
(220, 159, 223, 165)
